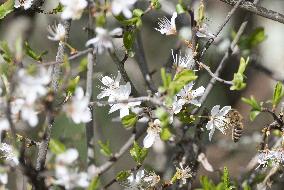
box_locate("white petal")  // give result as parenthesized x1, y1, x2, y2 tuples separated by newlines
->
(143, 133, 156, 148)
(208, 127, 215, 141)
(120, 107, 129, 118)
(211, 105, 220, 116)
(192, 86, 205, 97)
(101, 76, 114, 87)
(205, 121, 214, 130)
(217, 106, 231, 117)
(170, 12, 177, 28)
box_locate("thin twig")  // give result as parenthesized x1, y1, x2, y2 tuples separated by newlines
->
(199, 0, 243, 58)
(219, 0, 284, 24)
(133, 31, 157, 92)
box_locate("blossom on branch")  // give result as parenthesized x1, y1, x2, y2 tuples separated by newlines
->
(60, 0, 88, 20)
(64, 87, 91, 124)
(172, 49, 195, 70)
(86, 27, 123, 54)
(97, 72, 121, 100)
(111, 0, 137, 19)
(206, 105, 231, 141)
(14, 0, 33, 10)
(0, 143, 19, 166)
(155, 12, 177, 35)
(175, 163, 192, 185)
(16, 67, 51, 104)
(173, 82, 205, 114)
(108, 83, 141, 118)
(143, 119, 162, 148)
(47, 23, 66, 42)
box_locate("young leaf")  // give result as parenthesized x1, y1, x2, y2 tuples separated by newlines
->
(122, 113, 138, 128)
(176, 4, 185, 14)
(98, 140, 112, 157)
(272, 82, 284, 107)
(123, 29, 136, 55)
(24, 42, 48, 62)
(0, 0, 14, 20)
(88, 177, 100, 190)
(160, 127, 172, 141)
(151, 0, 161, 9)
(116, 170, 131, 182)
(130, 141, 148, 164)
(0, 41, 13, 63)
(241, 96, 261, 111)
(49, 139, 66, 155)
(222, 167, 230, 188)
(230, 57, 249, 91)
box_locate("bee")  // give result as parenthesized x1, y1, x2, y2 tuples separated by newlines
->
(226, 110, 244, 143)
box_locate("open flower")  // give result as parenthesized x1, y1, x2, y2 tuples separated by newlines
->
(173, 82, 205, 114)
(196, 23, 215, 39)
(143, 119, 162, 148)
(16, 67, 51, 104)
(175, 163, 192, 185)
(172, 49, 194, 70)
(86, 27, 122, 54)
(206, 105, 231, 141)
(124, 170, 145, 190)
(97, 72, 121, 99)
(155, 12, 177, 35)
(111, 0, 137, 19)
(64, 87, 91, 124)
(0, 143, 19, 166)
(108, 83, 141, 118)
(60, 0, 88, 20)
(143, 172, 160, 187)
(15, 0, 33, 10)
(47, 23, 66, 41)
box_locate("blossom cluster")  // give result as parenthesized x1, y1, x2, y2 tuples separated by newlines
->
(257, 149, 284, 168)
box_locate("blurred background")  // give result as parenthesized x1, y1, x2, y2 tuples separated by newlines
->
(1, 0, 284, 189)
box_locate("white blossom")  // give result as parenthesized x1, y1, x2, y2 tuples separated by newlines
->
(143, 119, 161, 148)
(60, 0, 88, 20)
(56, 148, 79, 165)
(97, 72, 121, 99)
(175, 163, 192, 185)
(16, 67, 51, 104)
(14, 0, 33, 10)
(64, 87, 91, 124)
(155, 12, 177, 35)
(47, 23, 66, 42)
(54, 149, 89, 189)
(124, 170, 145, 190)
(108, 83, 141, 118)
(11, 99, 39, 127)
(173, 82, 205, 114)
(86, 27, 122, 54)
(172, 49, 195, 70)
(196, 23, 215, 39)
(0, 143, 19, 165)
(143, 172, 160, 187)
(0, 172, 7, 185)
(257, 149, 284, 168)
(206, 105, 231, 141)
(111, 0, 137, 19)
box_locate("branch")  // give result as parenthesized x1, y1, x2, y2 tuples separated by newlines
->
(198, 62, 233, 85)
(219, 0, 284, 24)
(108, 50, 139, 96)
(133, 31, 157, 92)
(85, 0, 96, 167)
(199, 0, 244, 58)
(35, 20, 71, 173)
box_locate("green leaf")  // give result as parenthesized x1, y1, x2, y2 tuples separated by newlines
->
(121, 113, 138, 128)
(199, 176, 216, 189)
(88, 177, 100, 190)
(249, 110, 260, 121)
(160, 68, 172, 90)
(133, 9, 144, 17)
(51, 3, 63, 14)
(130, 141, 148, 164)
(123, 29, 136, 54)
(98, 140, 112, 157)
(155, 108, 169, 128)
(24, 42, 48, 62)
(150, 0, 161, 9)
(116, 170, 131, 182)
(0, 41, 13, 63)
(197, 1, 205, 26)
(272, 82, 284, 107)
(49, 139, 66, 155)
(241, 96, 261, 111)
(237, 27, 266, 51)
(0, 0, 14, 20)
(169, 69, 197, 96)
(222, 167, 230, 188)
(230, 57, 249, 91)
(67, 76, 80, 95)
(96, 13, 106, 27)
(176, 4, 185, 14)
(160, 127, 172, 141)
